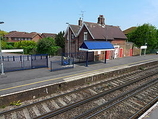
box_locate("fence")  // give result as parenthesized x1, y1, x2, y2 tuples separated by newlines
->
(50, 57, 74, 71)
(50, 52, 94, 71)
(0, 54, 48, 72)
(63, 52, 94, 63)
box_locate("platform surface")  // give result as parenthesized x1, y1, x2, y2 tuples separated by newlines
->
(0, 55, 158, 96)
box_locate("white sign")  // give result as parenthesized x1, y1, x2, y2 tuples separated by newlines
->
(140, 46, 147, 49)
(2, 49, 24, 53)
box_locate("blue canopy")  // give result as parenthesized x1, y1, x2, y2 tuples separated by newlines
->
(79, 41, 114, 51)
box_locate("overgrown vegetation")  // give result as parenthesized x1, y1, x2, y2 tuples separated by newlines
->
(10, 100, 22, 106)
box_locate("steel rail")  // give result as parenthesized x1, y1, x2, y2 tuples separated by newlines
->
(129, 98, 158, 119)
(1, 65, 158, 118)
(35, 73, 158, 119)
(77, 79, 158, 119)
(0, 66, 144, 115)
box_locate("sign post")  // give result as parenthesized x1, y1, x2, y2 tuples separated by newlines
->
(140, 46, 147, 56)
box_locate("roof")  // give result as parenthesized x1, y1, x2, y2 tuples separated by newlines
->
(79, 41, 114, 51)
(70, 25, 80, 36)
(64, 24, 80, 37)
(5, 31, 39, 38)
(82, 22, 127, 40)
(123, 27, 137, 35)
(41, 33, 56, 38)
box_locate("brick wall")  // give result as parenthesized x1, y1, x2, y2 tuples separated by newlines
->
(32, 34, 42, 42)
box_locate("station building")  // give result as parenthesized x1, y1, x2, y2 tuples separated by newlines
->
(64, 15, 139, 61)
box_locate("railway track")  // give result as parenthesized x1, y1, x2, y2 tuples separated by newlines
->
(36, 73, 158, 119)
(0, 65, 158, 119)
(78, 79, 158, 119)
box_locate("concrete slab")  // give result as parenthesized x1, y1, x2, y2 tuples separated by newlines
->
(139, 102, 158, 119)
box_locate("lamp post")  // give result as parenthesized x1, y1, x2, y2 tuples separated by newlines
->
(144, 43, 147, 55)
(0, 21, 5, 75)
(66, 23, 70, 57)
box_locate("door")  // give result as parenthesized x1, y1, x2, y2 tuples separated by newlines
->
(106, 51, 110, 59)
(119, 48, 123, 58)
(130, 49, 133, 56)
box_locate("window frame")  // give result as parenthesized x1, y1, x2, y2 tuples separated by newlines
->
(84, 32, 88, 40)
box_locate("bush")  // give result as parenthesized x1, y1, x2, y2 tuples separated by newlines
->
(5, 42, 14, 49)
(14, 41, 37, 54)
(7, 42, 14, 47)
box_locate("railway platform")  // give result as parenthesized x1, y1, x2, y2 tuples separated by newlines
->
(139, 101, 158, 119)
(0, 54, 158, 96)
(0, 54, 158, 118)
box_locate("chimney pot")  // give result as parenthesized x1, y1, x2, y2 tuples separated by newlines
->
(78, 17, 82, 26)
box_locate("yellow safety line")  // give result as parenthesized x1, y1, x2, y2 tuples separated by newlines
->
(0, 58, 157, 92)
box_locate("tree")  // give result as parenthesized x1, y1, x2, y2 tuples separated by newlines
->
(127, 23, 158, 52)
(14, 40, 37, 54)
(0, 30, 8, 40)
(55, 31, 65, 52)
(37, 37, 60, 55)
(0, 30, 8, 37)
(1, 40, 7, 49)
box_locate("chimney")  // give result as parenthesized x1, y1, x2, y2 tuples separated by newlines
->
(78, 17, 82, 26)
(97, 15, 105, 25)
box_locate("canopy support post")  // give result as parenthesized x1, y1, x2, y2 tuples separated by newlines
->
(104, 51, 107, 64)
(86, 51, 89, 67)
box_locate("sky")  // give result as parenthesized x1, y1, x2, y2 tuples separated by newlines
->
(0, 0, 158, 34)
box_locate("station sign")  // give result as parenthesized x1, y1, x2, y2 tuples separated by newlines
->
(140, 46, 147, 49)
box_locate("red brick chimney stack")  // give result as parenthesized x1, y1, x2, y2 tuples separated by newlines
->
(97, 15, 105, 25)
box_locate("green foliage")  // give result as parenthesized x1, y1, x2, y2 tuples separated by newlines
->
(0, 30, 8, 37)
(5, 42, 14, 49)
(0, 105, 6, 108)
(37, 37, 60, 55)
(0, 40, 15, 49)
(50, 46, 61, 55)
(10, 100, 21, 106)
(14, 40, 37, 54)
(1, 40, 7, 49)
(55, 31, 65, 51)
(127, 23, 158, 52)
(139, 67, 144, 70)
(7, 42, 14, 46)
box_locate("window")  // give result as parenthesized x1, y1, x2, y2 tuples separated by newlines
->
(84, 32, 88, 40)
(71, 34, 74, 39)
(67, 33, 69, 40)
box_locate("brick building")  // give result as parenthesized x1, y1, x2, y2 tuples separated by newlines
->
(5, 31, 42, 42)
(65, 15, 134, 60)
(41, 33, 56, 39)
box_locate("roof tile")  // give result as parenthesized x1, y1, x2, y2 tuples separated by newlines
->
(84, 22, 127, 40)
